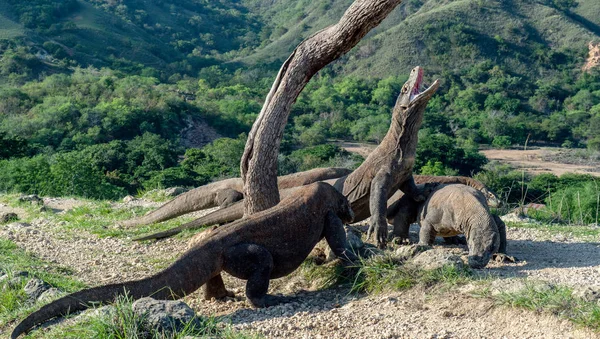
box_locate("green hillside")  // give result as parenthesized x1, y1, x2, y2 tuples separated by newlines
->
(0, 0, 599, 202)
(239, 0, 600, 77)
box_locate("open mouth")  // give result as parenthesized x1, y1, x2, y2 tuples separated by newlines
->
(409, 79, 440, 104)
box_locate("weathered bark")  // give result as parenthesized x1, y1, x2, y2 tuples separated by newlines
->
(241, 0, 404, 215)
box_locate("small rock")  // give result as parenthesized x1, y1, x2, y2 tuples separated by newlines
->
(345, 225, 364, 251)
(489, 279, 527, 296)
(80, 305, 116, 320)
(573, 286, 600, 302)
(132, 298, 199, 334)
(164, 187, 188, 197)
(18, 194, 43, 205)
(6, 222, 31, 230)
(38, 288, 64, 302)
(39, 206, 53, 213)
(1, 213, 19, 223)
(410, 248, 464, 270)
(24, 278, 51, 300)
(394, 244, 432, 259)
(123, 195, 137, 203)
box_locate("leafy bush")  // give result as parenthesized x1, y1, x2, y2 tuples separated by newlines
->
(492, 136, 512, 149)
(0, 152, 125, 199)
(541, 182, 600, 224)
(419, 160, 458, 176)
(0, 132, 28, 159)
(280, 144, 362, 174)
(416, 130, 487, 176)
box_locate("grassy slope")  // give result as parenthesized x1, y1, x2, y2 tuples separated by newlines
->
(0, 2, 24, 39)
(0, 0, 597, 77)
(239, 0, 600, 77)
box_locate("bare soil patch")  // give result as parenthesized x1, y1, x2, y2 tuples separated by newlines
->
(481, 148, 600, 177)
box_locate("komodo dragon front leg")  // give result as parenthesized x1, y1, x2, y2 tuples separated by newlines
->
(367, 168, 394, 248)
(368, 172, 429, 248)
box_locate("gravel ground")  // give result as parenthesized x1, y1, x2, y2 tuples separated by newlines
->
(2, 198, 600, 338)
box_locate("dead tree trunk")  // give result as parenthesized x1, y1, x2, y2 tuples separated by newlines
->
(241, 0, 404, 215)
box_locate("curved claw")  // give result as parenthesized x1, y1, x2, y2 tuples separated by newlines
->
(368, 223, 388, 249)
(493, 253, 517, 263)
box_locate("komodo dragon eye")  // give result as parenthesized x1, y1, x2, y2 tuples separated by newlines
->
(401, 85, 408, 94)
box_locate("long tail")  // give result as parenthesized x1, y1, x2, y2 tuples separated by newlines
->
(120, 183, 235, 228)
(121, 168, 351, 228)
(12, 247, 219, 338)
(134, 202, 245, 241)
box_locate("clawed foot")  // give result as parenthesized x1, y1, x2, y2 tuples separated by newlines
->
(248, 294, 296, 308)
(205, 288, 235, 301)
(391, 236, 412, 245)
(493, 253, 517, 263)
(367, 223, 388, 249)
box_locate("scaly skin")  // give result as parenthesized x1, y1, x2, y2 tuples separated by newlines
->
(333, 66, 439, 248)
(394, 184, 504, 268)
(386, 176, 500, 242)
(119, 167, 352, 228)
(134, 68, 439, 245)
(12, 182, 356, 339)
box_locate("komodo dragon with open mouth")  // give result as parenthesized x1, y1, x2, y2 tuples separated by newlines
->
(11, 182, 357, 339)
(132, 67, 439, 248)
(134, 175, 498, 242)
(119, 167, 352, 228)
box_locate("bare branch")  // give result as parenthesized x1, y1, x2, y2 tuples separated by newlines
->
(241, 0, 404, 215)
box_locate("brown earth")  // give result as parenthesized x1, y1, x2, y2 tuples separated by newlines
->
(481, 148, 600, 177)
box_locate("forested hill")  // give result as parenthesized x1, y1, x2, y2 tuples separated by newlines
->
(0, 0, 599, 77)
(0, 0, 599, 201)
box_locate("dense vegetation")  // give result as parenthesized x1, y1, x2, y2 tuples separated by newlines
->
(0, 0, 598, 205)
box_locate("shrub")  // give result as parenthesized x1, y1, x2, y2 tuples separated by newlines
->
(492, 136, 512, 149)
(543, 182, 600, 224)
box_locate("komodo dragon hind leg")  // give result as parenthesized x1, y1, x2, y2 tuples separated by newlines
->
(223, 244, 294, 308)
(204, 274, 235, 300)
(324, 211, 358, 263)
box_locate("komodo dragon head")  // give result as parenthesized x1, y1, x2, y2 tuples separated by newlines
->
(481, 188, 500, 208)
(395, 66, 440, 112)
(325, 182, 355, 223)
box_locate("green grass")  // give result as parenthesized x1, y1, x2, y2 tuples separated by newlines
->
(28, 295, 261, 339)
(46, 202, 199, 240)
(300, 252, 473, 295)
(350, 254, 473, 294)
(494, 283, 600, 331)
(0, 238, 86, 329)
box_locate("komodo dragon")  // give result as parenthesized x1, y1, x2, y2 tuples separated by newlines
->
(11, 182, 357, 339)
(119, 167, 352, 228)
(133, 67, 440, 247)
(386, 176, 500, 243)
(133, 175, 494, 242)
(329, 66, 439, 248)
(389, 184, 506, 268)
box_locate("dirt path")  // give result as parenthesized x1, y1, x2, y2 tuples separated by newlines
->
(481, 148, 600, 177)
(2, 198, 600, 338)
(336, 141, 600, 178)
